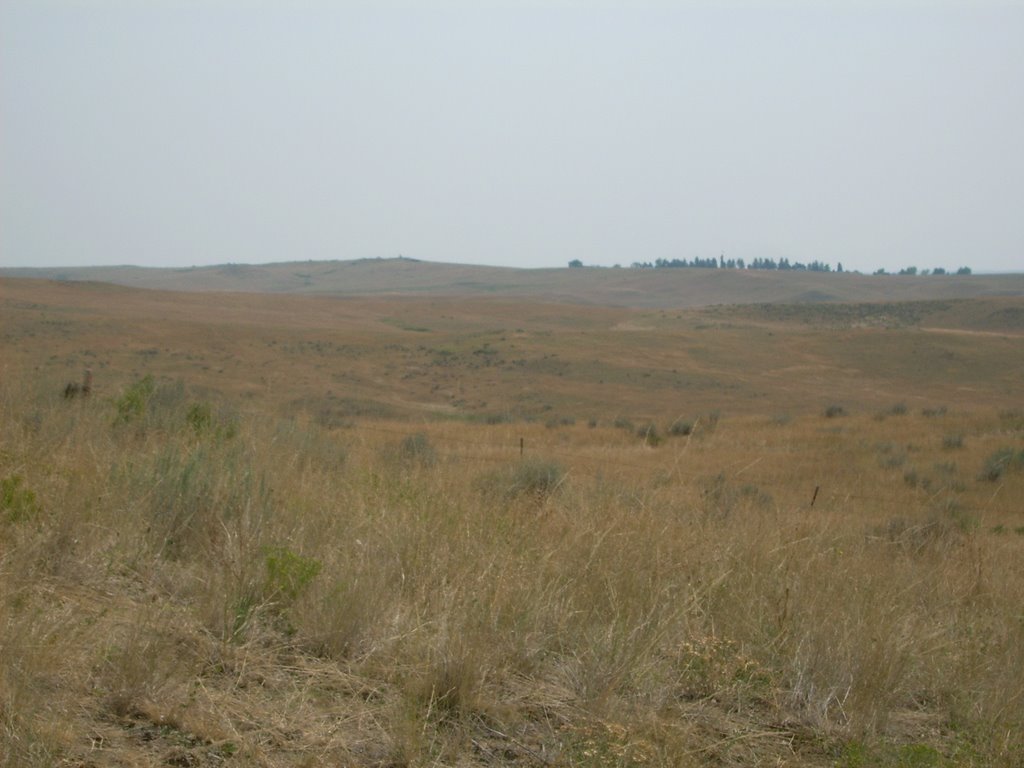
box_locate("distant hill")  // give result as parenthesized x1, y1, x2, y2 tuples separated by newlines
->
(3, 257, 1022, 308)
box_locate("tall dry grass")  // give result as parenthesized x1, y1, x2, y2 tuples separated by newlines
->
(2, 376, 1023, 766)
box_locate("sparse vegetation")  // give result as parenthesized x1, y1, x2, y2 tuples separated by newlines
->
(480, 457, 566, 500)
(942, 432, 964, 450)
(635, 421, 662, 445)
(2, 278, 1024, 766)
(396, 431, 437, 466)
(980, 447, 1024, 482)
(113, 373, 155, 423)
(668, 418, 694, 436)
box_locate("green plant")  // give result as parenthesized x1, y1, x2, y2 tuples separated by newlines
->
(895, 743, 943, 767)
(1, 474, 40, 523)
(264, 546, 322, 604)
(186, 401, 213, 434)
(824, 404, 846, 418)
(113, 375, 155, 423)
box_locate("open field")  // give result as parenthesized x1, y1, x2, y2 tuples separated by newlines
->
(2, 276, 1024, 766)
(2, 278, 1023, 424)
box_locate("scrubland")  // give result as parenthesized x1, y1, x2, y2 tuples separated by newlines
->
(2, 279, 1024, 767)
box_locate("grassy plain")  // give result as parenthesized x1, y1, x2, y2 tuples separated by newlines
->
(2, 275, 1024, 767)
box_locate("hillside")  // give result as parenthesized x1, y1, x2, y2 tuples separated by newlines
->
(3, 258, 1023, 308)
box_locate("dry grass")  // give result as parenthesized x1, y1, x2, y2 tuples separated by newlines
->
(2, 279, 1024, 766)
(3, 374, 1024, 767)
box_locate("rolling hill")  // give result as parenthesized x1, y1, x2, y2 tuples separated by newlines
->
(3, 257, 1023, 308)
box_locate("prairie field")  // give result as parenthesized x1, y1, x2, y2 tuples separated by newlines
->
(2, 276, 1024, 767)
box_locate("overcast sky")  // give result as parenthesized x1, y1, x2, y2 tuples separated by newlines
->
(2, 1, 1022, 273)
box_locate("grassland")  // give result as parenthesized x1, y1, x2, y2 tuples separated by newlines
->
(3, 258, 1024, 308)
(2, 276, 1024, 767)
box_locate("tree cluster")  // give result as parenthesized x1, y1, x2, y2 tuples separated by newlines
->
(626, 256, 837, 272)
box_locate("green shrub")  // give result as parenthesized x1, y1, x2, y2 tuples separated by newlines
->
(186, 402, 213, 433)
(113, 375, 155, 423)
(824, 404, 846, 418)
(264, 546, 322, 604)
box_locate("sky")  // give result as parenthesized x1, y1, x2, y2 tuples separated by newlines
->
(1, 1, 1022, 274)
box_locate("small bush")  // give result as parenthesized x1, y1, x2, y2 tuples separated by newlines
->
(113, 375, 155, 423)
(668, 419, 694, 437)
(481, 458, 566, 501)
(397, 432, 436, 467)
(545, 416, 575, 429)
(888, 402, 908, 416)
(186, 400, 237, 439)
(921, 406, 947, 417)
(942, 433, 964, 450)
(980, 447, 1024, 482)
(879, 453, 906, 469)
(935, 498, 978, 532)
(264, 546, 322, 604)
(824, 404, 846, 418)
(613, 416, 634, 431)
(636, 422, 662, 446)
(186, 401, 214, 434)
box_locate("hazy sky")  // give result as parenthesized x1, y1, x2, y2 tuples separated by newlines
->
(2, 1, 1022, 273)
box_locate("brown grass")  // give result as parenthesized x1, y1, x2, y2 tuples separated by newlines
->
(2, 279, 1024, 766)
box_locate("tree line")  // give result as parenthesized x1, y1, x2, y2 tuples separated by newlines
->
(567, 258, 972, 275)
